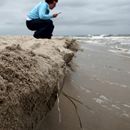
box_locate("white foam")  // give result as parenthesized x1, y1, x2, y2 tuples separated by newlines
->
(80, 87, 86, 91)
(121, 85, 128, 88)
(78, 37, 130, 56)
(121, 113, 129, 118)
(123, 104, 130, 108)
(119, 42, 130, 45)
(94, 98, 104, 104)
(91, 34, 108, 39)
(103, 80, 128, 88)
(109, 49, 120, 53)
(85, 89, 91, 93)
(114, 46, 128, 52)
(112, 104, 121, 110)
(99, 95, 110, 101)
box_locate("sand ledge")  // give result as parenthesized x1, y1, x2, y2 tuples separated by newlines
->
(0, 36, 78, 130)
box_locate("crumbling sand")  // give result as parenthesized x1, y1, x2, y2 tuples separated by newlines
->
(0, 36, 78, 130)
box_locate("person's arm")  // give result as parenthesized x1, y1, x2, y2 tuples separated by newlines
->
(39, 4, 53, 20)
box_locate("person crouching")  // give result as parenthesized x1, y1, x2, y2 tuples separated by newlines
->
(26, 0, 59, 39)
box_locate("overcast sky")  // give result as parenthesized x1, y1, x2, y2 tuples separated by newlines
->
(0, 0, 130, 35)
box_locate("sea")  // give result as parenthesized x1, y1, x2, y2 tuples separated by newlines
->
(74, 35, 130, 56)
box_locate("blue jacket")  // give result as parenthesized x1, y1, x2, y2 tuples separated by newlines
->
(27, 1, 53, 20)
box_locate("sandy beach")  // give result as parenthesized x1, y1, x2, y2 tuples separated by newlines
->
(0, 36, 78, 130)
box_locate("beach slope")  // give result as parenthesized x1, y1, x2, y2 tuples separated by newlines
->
(0, 36, 78, 130)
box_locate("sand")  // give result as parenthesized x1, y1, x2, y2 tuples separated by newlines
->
(0, 36, 78, 130)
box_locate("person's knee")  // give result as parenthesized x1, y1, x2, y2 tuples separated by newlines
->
(48, 20, 53, 24)
(26, 21, 36, 31)
(47, 20, 53, 25)
(49, 20, 54, 28)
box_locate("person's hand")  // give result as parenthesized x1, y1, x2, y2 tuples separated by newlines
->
(53, 13, 58, 18)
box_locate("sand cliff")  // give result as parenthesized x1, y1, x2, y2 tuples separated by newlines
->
(0, 36, 78, 130)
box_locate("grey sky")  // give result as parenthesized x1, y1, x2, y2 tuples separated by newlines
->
(0, 0, 130, 35)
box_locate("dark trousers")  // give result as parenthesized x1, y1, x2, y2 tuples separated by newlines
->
(26, 19, 54, 39)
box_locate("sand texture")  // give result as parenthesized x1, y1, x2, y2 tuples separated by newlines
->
(0, 36, 78, 130)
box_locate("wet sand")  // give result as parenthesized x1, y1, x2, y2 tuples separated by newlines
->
(37, 40, 130, 130)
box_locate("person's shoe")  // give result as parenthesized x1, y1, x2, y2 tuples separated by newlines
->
(33, 33, 52, 39)
(33, 33, 40, 39)
(47, 36, 51, 39)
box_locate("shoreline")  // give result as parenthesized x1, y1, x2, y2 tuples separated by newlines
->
(37, 39, 130, 130)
